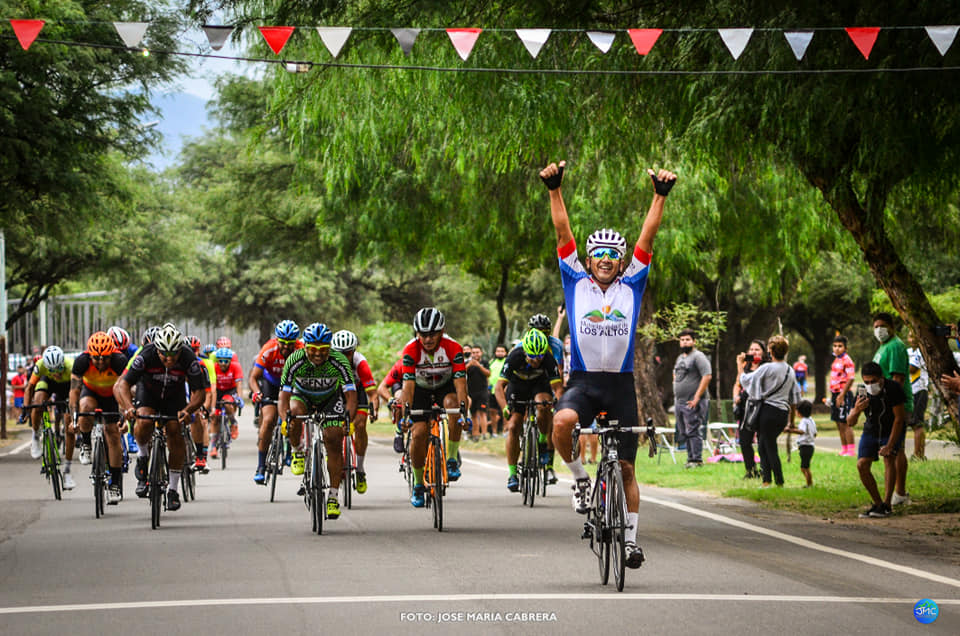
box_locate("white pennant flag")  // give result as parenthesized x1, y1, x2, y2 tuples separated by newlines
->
(925, 25, 959, 56)
(113, 22, 149, 48)
(587, 31, 616, 53)
(317, 27, 352, 58)
(718, 28, 753, 60)
(783, 31, 814, 60)
(202, 25, 234, 51)
(515, 29, 551, 58)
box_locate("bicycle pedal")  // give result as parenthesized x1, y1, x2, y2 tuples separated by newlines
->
(581, 523, 592, 540)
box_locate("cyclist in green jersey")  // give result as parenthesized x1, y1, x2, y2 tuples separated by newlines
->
(24, 346, 77, 489)
(278, 323, 358, 520)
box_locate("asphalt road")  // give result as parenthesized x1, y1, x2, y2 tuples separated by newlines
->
(1, 411, 957, 635)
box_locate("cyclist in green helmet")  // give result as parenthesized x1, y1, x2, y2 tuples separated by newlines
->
(494, 329, 563, 492)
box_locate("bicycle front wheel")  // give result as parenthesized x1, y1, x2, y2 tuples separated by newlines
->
(44, 430, 62, 501)
(268, 428, 282, 503)
(342, 435, 354, 510)
(93, 435, 106, 518)
(594, 476, 610, 585)
(431, 439, 444, 532)
(182, 439, 196, 502)
(312, 442, 325, 535)
(608, 466, 627, 591)
(149, 441, 164, 529)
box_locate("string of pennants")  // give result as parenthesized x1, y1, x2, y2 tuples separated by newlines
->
(7, 19, 960, 64)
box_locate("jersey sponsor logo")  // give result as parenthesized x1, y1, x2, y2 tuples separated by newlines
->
(297, 376, 339, 392)
(582, 304, 627, 323)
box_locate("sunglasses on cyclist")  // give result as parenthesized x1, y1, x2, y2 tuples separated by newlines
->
(525, 353, 546, 361)
(157, 349, 178, 359)
(418, 330, 442, 338)
(305, 344, 330, 351)
(589, 247, 622, 261)
(277, 338, 297, 345)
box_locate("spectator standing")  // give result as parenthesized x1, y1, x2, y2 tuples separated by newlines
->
(828, 335, 857, 456)
(737, 335, 800, 487)
(786, 399, 817, 487)
(793, 355, 809, 395)
(673, 328, 712, 468)
(906, 332, 928, 461)
(733, 339, 767, 479)
(871, 312, 913, 506)
(488, 344, 509, 436)
(848, 362, 906, 518)
(10, 365, 27, 422)
(466, 345, 491, 440)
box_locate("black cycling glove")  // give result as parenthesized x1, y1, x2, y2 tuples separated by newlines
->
(540, 164, 564, 191)
(649, 170, 675, 197)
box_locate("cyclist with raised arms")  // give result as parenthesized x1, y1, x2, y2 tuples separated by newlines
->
(494, 329, 563, 492)
(24, 346, 77, 488)
(331, 330, 379, 495)
(114, 323, 210, 511)
(69, 332, 128, 504)
(540, 159, 676, 569)
(249, 320, 303, 485)
(400, 307, 469, 508)
(278, 323, 357, 520)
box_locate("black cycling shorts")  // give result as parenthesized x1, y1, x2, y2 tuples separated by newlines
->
(506, 378, 553, 415)
(558, 371, 639, 464)
(410, 380, 457, 422)
(136, 382, 186, 417)
(291, 389, 347, 427)
(79, 386, 122, 422)
(257, 378, 281, 403)
(34, 380, 70, 401)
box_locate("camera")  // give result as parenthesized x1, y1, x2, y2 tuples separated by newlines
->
(933, 324, 954, 338)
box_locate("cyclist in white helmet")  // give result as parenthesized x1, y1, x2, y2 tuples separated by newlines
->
(539, 159, 676, 569)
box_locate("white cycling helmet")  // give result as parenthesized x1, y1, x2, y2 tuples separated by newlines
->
(586, 228, 627, 257)
(331, 330, 358, 353)
(413, 307, 445, 333)
(153, 322, 184, 355)
(42, 346, 65, 372)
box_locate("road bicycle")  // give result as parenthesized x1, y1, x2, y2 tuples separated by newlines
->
(139, 413, 179, 529)
(76, 409, 122, 518)
(388, 399, 415, 494)
(513, 398, 555, 508)
(406, 404, 464, 532)
(181, 419, 196, 502)
(21, 398, 68, 500)
(574, 413, 655, 591)
(259, 397, 287, 502)
(213, 399, 235, 470)
(290, 409, 334, 535)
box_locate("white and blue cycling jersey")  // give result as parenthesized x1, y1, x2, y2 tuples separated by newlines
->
(558, 238, 650, 374)
(547, 334, 564, 370)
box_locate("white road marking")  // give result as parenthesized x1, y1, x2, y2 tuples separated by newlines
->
(459, 454, 960, 589)
(1, 440, 32, 456)
(1, 594, 958, 615)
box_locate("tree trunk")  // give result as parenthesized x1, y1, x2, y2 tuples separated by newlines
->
(634, 290, 668, 429)
(495, 263, 509, 344)
(823, 180, 960, 430)
(809, 327, 834, 406)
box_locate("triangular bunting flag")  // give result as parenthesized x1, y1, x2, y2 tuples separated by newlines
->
(113, 22, 149, 48)
(258, 26, 296, 55)
(446, 28, 482, 61)
(846, 27, 880, 59)
(202, 25, 234, 51)
(391, 28, 420, 56)
(718, 28, 753, 60)
(317, 27, 352, 58)
(627, 28, 662, 55)
(925, 25, 959, 56)
(515, 28, 551, 58)
(9, 19, 44, 50)
(587, 31, 616, 53)
(783, 31, 814, 60)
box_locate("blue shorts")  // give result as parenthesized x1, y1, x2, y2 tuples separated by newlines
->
(14, 397, 23, 408)
(858, 430, 905, 461)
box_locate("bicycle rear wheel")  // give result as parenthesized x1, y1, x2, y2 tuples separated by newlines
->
(44, 430, 62, 501)
(93, 435, 106, 518)
(342, 435, 354, 509)
(182, 437, 196, 502)
(608, 466, 627, 591)
(431, 439, 444, 532)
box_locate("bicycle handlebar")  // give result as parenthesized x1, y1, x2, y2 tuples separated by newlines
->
(75, 411, 123, 419)
(407, 407, 463, 416)
(137, 413, 180, 422)
(21, 400, 69, 411)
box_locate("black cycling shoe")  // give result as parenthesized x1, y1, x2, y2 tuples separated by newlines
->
(135, 456, 148, 483)
(166, 489, 181, 511)
(135, 480, 149, 498)
(625, 541, 645, 569)
(393, 434, 404, 454)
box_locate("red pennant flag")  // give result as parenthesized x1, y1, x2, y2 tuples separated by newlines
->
(10, 19, 45, 51)
(845, 27, 880, 59)
(446, 28, 482, 61)
(627, 29, 662, 56)
(258, 26, 295, 55)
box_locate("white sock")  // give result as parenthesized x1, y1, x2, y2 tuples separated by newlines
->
(328, 490, 338, 502)
(64, 460, 72, 473)
(565, 459, 589, 481)
(626, 512, 639, 544)
(356, 455, 365, 472)
(168, 470, 181, 491)
(137, 445, 148, 458)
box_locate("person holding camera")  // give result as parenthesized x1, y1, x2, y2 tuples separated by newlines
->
(737, 335, 800, 487)
(871, 312, 913, 506)
(848, 361, 907, 518)
(733, 339, 767, 479)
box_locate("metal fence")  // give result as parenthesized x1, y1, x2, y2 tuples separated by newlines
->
(5, 291, 260, 371)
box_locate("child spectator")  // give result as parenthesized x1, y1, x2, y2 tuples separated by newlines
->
(787, 400, 817, 487)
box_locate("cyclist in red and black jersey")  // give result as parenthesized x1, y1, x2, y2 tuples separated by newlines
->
(249, 320, 303, 485)
(400, 307, 469, 508)
(114, 323, 210, 511)
(70, 332, 128, 504)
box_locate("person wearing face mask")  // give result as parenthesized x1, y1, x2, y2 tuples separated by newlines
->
(847, 362, 907, 518)
(871, 312, 914, 507)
